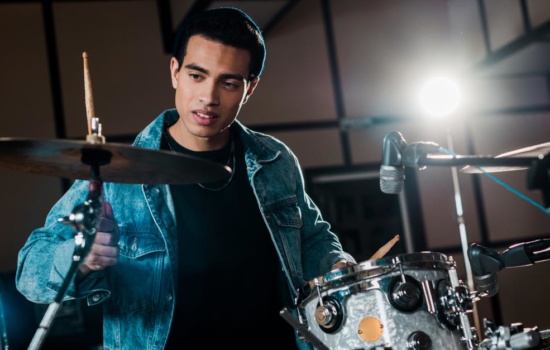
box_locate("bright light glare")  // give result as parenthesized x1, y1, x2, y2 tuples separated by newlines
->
(419, 77, 461, 117)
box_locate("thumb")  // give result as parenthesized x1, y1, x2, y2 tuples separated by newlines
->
(98, 202, 117, 232)
(101, 201, 115, 219)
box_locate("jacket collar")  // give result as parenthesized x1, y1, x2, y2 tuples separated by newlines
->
(133, 108, 279, 163)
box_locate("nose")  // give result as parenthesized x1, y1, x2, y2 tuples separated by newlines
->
(199, 80, 220, 106)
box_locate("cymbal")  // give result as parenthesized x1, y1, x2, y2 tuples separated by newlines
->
(461, 142, 550, 174)
(0, 138, 231, 184)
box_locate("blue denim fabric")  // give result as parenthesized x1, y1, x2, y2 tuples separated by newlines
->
(16, 109, 355, 350)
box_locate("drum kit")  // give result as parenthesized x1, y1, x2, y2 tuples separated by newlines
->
(283, 250, 550, 350)
(279, 136, 550, 350)
(1, 57, 550, 350)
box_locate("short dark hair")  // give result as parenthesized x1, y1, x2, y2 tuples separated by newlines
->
(172, 7, 266, 81)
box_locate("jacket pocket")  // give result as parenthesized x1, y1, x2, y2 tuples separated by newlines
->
(112, 226, 165, 313)
(264, 199, 303, 287)
(266, 198, 303, 228)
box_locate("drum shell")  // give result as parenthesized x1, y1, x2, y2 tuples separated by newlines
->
(300, 252, 467, 350)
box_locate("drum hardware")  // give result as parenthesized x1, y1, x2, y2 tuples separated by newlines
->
(448, 262, 478, 349)
(477, 319, 548, 350)
(375, 134, 550, 350)
(28, 175, 103, 350)
(406, 331, 432, 350)
(281, 243, 550, 350)
(279, 307, 330, 350)
(312, 276, 345, 333)
(292, 252, 476, 350)
(388, 276, 423, 312)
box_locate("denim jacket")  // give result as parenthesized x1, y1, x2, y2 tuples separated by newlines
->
(16, 109, 354, 349)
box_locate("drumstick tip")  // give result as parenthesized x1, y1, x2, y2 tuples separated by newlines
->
(83, 51, 88, 59)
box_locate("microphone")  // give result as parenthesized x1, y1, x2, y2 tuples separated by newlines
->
(468, 243, 504, 297)
(380, 131, 407, 194)
(500, 238, 550, 268)
(379, 132, 442, 194)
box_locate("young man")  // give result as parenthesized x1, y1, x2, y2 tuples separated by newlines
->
(16, 7, 355, 349)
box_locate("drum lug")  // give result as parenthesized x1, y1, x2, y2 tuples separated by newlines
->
(388, 276, 423, 312)
(314, 297, 344, 333)
(406, 331, 432, 350)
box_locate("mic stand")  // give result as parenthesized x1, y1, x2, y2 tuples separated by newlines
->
(444, 128, 482, 338)
(27, 148, 109, 350)
(500, 238, 550, 268)
(527, 156, 550, 209)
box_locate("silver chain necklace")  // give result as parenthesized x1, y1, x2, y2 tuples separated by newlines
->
(164, 129, 236, 191)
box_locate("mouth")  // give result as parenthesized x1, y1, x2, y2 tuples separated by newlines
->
(192, 110, 218, 125)
(195, 111, 215, 119)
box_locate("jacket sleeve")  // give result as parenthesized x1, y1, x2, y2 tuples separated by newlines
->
(288, 151, 357, 281)
(16, 180, 110, 305)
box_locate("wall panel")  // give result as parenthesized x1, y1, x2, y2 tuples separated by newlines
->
(0, 4, 63, 270)
(54, 1, 173, 138)
(239, 0, 338, 125)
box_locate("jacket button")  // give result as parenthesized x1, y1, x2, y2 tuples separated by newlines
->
(167, 294, 173, 302)
(92, 294, 100, 302)
(131, 237, 138, 252)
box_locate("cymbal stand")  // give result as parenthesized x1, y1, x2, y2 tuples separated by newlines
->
(279, 307, 329, 350)
(27, 149, 111, 350)
(447, 262, 477, 349)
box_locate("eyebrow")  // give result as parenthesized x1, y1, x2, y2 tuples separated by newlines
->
(184, 63, 245, 81)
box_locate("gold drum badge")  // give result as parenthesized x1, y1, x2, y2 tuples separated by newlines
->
(357, 316, 384, 342)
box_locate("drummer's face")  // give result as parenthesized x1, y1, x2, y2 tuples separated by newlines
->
(170, 35, 258, 151)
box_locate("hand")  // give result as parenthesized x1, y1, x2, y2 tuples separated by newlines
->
(331, 259, 354, 270)
(78, 201, 120, 278)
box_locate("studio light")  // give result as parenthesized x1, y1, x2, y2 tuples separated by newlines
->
(418, 76, 461, 117)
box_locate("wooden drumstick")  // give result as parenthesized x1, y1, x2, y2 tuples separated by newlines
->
(369, 235, 400, 260)
(83, 51, 94, 135)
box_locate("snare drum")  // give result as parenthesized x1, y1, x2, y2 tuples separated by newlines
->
(299, 252, 468, 349)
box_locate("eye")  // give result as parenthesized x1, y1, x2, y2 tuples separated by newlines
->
(189, 73, 203, 81)
(222, 81, 239, 89)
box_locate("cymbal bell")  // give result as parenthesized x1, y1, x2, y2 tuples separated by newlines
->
(461, 142, 550, 174)
(0, 138, 231, 184)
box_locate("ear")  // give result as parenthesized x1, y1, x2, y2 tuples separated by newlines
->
(170, 57, 180, 89)
(243, 77, 260, 104)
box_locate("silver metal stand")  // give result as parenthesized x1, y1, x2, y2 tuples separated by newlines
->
(27, 178, 103, 350)
(445, 128, 481, 338)
(280, 307, 329, 350)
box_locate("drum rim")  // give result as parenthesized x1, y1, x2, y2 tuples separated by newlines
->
(303, 251, 452, 293)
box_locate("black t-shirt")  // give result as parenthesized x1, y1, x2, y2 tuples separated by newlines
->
(163, 128, 298, 349)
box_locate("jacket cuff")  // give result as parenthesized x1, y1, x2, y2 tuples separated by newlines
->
(48, 239, 111, 303)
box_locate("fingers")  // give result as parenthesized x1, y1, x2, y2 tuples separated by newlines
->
(97, 201, 119, 240)
(101, 201, 114, 218)
(85, 247, 119, 270)
(83, 233, 120, 272)
(94, 231, 119, 246)
(97, 216, 117, 233)
(80, 201, 120, 275)
(90, 232, 118, 250)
